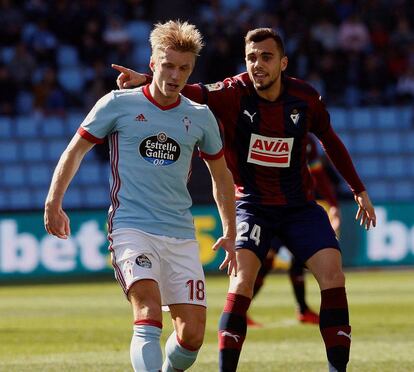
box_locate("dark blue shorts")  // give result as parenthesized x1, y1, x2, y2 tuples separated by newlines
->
(236, 201, 340, 264)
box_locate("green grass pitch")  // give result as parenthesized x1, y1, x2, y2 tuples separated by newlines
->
(1, 270, 413, 371)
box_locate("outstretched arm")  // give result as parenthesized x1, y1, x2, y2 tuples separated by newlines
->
(204, 156, 237, 275)
(317, 128, 376, 230)
(44, 134, 95, 238)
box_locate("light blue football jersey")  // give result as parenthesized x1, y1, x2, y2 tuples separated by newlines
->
(78, 85, 223, 239)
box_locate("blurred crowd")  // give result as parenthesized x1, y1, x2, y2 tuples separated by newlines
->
(1, 0, 414, 118)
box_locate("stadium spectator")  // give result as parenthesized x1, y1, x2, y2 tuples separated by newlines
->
(44, 20, 237, 372)
(114, 26, 376, 372)
(338, 14, 371, 53)
(0, 63, 17, 115)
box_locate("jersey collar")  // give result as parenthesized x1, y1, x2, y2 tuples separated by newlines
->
(142, 84, 181, 110)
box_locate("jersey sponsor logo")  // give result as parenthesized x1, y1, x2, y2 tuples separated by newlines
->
(205, 81, 224, 91)
(139, 132, 181, 166)
(247, 134, 294, 167)
(243, 109, 257, 123)
(135, 254, 152, 268)
(290, 108, 300, 125)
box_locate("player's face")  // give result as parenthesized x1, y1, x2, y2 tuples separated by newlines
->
(150, 48, 195, 104)
(245, 38, 288, 93)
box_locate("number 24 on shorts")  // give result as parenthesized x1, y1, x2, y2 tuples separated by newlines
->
(236, 222, 261, 246)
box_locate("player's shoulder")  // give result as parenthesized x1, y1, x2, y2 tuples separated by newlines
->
(204, 72, 252, 93)
(111, 87, 144, 100)
(284, 75, 321, 101)
(180, 95, 212, 114)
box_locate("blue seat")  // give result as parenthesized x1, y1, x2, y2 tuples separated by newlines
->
(47, 140, 68, 161)
(353, 132, 377, 154)
(9, 189, 32, 209)
(0, 117, 12, 138)
(28, 164, 51, 186)
(132, 44, 151, 70)
(365, 180, 388, 202)
(21, 140, 44, 161)
(337, 133, 353, 153)
(399, 107, 413, 129)
(0, 141, 18, 162)
(57, 45, 79, 68)
(40, 116, 66, 137)
(2, 165, 25, 186)
(375, 108, 398, 129)
(354, 157, 380, 179)
(58, 68, 85, 93)
(78, 162, 102, 185)
(392, 181, 414, 200)
(403, 132, 414, 153)
(329, 108, 347, 131)
(33, 188, 48, 209)
(378, 132, 402, 154)
(63, 187, 83, 209)
(350, 108, 373, 129)
(127, 20, 151, 44)
(383, 156, 405, 178)
(84, 186, 109, 208)
(66, 112, 84, 135)
(15, 116, 39, 138)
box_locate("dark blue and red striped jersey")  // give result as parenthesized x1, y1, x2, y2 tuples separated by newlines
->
(181, 72, 364, 206)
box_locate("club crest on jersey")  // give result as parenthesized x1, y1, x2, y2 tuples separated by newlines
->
(182, 116, 191, 132)
(139, 131, 181, 166)
(247, 134, 294, 167)
(290, 109, 300, 125)
(135, 254, 152, 268)
(205, 81, 224, 91)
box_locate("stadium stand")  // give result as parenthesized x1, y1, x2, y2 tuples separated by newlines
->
(0, 1, 413, 211)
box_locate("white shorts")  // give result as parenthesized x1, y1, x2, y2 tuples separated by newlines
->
(109, 228, 207, 307)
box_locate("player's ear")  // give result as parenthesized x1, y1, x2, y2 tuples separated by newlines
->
(281, 56, 288, 72)
(149, 57, 155, 72)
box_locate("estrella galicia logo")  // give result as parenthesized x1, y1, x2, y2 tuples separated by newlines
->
(139, 132, 181, 166)
(135, 254, 152, 268)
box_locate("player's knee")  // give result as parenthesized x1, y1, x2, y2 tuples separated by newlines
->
(319, 269, 345, 289)
(179, 326, 204, 350)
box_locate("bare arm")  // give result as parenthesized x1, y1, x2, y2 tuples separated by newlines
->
(44, 134, 95, 239)
(204, 156, 237, 275)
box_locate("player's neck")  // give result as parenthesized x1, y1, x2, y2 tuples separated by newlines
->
(149, 82, 180, 107)
(256, 80, 283, 102)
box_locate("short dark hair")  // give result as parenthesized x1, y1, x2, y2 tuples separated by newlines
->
(245, 28, 285, 56)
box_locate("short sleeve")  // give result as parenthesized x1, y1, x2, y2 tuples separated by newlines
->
(198, 108, 224, 159)
(78, 91, 119, 143)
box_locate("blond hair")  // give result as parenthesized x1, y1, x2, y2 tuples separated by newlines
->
(150, 20, 204, 58)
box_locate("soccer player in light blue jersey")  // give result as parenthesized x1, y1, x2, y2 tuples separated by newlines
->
(44, 20, 237, 372)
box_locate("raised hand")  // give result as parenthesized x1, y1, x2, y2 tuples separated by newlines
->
(111, 64, 147, 89)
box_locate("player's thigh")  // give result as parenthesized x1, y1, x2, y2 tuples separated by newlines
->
(306, 248, 345, 290)
(129, 279, 163, 322)
(110, 228, 162, 295)
(160, 238, 207, 308)
(236, 204, 273, 262)
(169, 304, 206, 347)
(282, 202, 340, 264)
(229, 249, 261, 297)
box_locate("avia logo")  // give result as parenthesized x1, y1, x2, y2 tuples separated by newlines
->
(337, 331, 352, 340)
(135, 113, 147, 122)
(290, 108, 300, 125)
(221, 331, 240, 342)
(247, 134, 294, 168)
(243, 109, 257, 123)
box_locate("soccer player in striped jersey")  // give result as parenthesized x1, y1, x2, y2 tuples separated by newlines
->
(113, 27, 376, 372)
(44, 20, 237, 372)
(247, 134, 341, 327)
